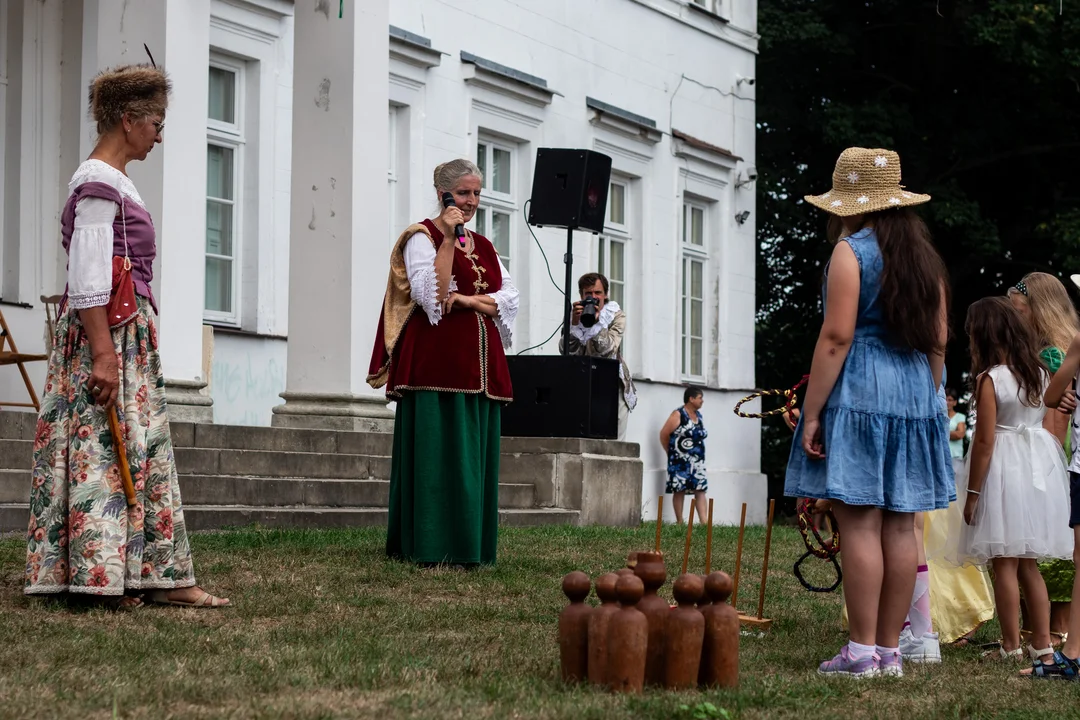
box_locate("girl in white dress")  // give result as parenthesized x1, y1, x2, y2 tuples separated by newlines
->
(950, 297, 1073, 669)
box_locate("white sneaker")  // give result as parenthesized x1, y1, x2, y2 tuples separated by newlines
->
(899, 626, 942, 664)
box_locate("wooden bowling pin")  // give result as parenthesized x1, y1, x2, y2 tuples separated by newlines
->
(587, 573, 620, 686)
(699, 571, 739, 688)
(633, 550, 669, 686)
(664, 573, 706, 689)
(607, 574, 648, 693)
(558, 571, 592, 683)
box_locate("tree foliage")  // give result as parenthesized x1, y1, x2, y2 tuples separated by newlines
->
(756, 1, 1080, 497)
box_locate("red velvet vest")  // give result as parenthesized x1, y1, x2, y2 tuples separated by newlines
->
(384, 220, 513, 402)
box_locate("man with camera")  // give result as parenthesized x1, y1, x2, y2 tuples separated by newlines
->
(559, 272, 637, 439)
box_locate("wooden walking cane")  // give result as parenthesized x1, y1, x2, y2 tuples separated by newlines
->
(107, 407, 138, 507)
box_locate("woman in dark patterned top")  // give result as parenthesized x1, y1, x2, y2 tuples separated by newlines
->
(659, 386, 708, 524)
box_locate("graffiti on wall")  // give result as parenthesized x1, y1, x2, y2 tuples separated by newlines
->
(210, 337, 286, 427)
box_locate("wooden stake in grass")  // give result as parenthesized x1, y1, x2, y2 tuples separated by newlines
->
(655, 495, 664, 552)
(681, 499, 696, 575)
(730, 502, 747, 609)
(704, 498, 714, 574)
(756, 498, 776, 621)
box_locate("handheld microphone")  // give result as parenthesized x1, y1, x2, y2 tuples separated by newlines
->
(440, 191, 467, 247)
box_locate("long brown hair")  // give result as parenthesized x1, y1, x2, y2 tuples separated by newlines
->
(830, 208, 949, 354)
(1006, 271, 1079, 353)
(965, 296, 1045, 408)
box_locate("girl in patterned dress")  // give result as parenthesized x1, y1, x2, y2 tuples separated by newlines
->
(660, 386, 708, 524)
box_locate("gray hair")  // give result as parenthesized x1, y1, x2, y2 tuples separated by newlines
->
(433, 159, 483, 192)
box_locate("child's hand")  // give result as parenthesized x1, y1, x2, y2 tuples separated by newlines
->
(801, 416, 825, 460)
(1059, 389, 1077, 415)
(963, 493, 979, 525)
(782, 407, 801, 432)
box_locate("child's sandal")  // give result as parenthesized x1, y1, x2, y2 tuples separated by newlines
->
(1029, 650, 1080, 680)
(981, 644, 1023, 661)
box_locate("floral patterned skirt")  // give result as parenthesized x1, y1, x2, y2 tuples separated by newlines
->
(25, 298, 196, 596)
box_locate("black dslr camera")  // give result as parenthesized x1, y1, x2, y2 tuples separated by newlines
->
(580, 296, 600, 328)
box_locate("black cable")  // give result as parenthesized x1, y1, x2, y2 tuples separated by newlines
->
(524, 198, 567, 297)
(516, 321, 564, 355)
(515, 199, 570, 355)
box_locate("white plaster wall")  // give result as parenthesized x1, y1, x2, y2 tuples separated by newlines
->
(388, 0, 763, 522)
(210, 332, 287, 426)
(631, 382, 767, 526)
(0, 0, 764, 524)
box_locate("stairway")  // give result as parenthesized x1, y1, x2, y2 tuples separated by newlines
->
(0, 412, 581, 532)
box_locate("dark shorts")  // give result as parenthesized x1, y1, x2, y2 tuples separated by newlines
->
(1071, 472, 1080, 528)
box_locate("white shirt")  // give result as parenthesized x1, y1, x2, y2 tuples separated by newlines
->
(402, 231, 519, 349)
(66, 159, 146, 310)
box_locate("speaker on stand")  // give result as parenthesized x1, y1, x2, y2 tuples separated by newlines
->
(502, 148, 618, 440)
(526, 148, 613, 355)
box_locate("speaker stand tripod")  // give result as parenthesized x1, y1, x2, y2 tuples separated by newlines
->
(561, 226, 575, 356)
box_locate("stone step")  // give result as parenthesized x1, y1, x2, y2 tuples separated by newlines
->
(183, 505, 577, 531)
(173, 447, 391, 480)
(0, 469, 27, 503)
(0, 411, 36, 441)
(170, 422, 393, 456)
(0, 503, 578, 533)
(0, 471, 536, 510)
(0, 439, 31, 470)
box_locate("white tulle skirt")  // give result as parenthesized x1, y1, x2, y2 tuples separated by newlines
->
(943, 426, 1073, 566)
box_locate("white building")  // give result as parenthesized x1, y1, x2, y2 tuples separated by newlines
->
(0, 0, 765, 525)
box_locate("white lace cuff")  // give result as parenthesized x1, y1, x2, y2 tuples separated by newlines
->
(403, 232, 459, 325)
(68, 198, 115, 310)
(409, 262, 442, 325)
(490, 257, 519, 349)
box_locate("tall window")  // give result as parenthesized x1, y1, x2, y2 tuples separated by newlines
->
(388, 105, 398, 243)
(205, 59, 244, 324)
(475, 139, 515, 268)
(598, 180, 629, 307)
(681, 200, 707, 379)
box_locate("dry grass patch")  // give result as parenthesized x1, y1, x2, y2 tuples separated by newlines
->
(2, 523, 1080, 718)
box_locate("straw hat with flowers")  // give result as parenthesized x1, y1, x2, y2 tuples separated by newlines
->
(804, 148, 930, 217)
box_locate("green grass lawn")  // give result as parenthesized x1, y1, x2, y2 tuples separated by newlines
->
(2, 522, 1080, 719)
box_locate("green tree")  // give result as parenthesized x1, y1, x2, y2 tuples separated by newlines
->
(756, 1, 1080, 500)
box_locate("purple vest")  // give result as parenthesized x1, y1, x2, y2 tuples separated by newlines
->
(60, 180, 157, 312)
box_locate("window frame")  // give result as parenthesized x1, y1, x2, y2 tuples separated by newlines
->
(387, 103, 399, 244)
(598, 178, 631, 309)
(203, 55, 246, 326)
(680, 198, 710, 382)
(474, 137, 518, 268)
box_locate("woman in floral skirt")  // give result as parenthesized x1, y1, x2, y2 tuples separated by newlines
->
(24, 64, 228, 609)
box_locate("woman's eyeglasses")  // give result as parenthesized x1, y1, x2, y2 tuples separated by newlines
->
(151, 120, 165, 135)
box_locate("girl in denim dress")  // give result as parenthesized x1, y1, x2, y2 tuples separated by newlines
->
(786, 148, 954, 678)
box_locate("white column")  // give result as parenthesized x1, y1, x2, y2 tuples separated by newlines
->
(271, 2, 393, 431)
(80, 0, 213, 422)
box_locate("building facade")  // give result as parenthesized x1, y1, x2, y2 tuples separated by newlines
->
(0, 0, 765, 524)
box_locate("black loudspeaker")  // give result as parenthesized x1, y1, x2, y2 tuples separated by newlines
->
(527, 148, 613, 234)
(502, 355, 620, 439)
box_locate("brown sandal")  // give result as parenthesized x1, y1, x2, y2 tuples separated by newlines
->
(144, 589, 230, 608)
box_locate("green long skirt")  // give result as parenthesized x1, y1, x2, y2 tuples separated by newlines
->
(386, 391, 500, 565)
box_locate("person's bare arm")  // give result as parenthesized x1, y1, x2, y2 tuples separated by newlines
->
(79, 307, 119, 408)
(800, 242, 860, 460)
(659, 411, 680, 453)
(964, 374, 997, 525)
